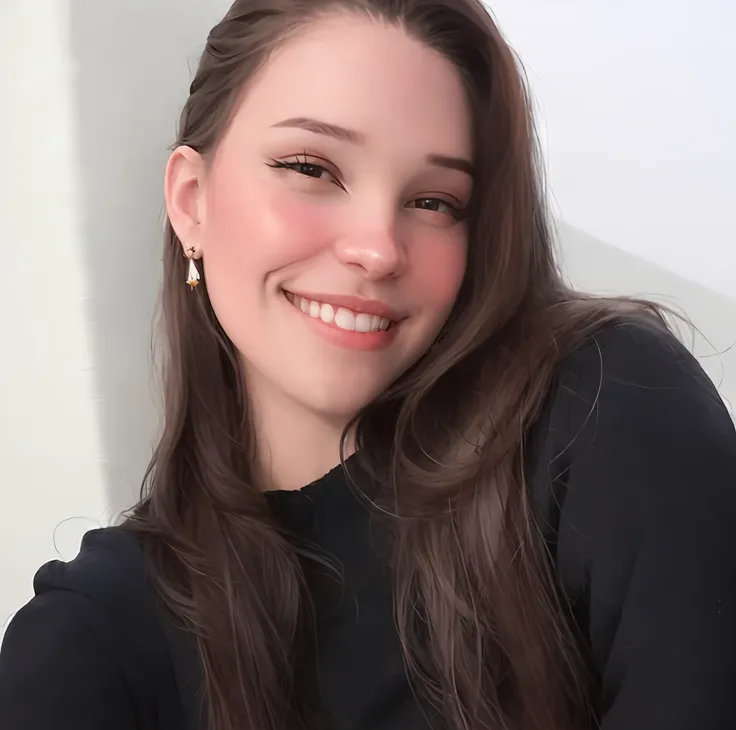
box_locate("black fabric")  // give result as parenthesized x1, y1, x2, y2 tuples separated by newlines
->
(0, 528, 186, 729)
(2, 322, 736, 729)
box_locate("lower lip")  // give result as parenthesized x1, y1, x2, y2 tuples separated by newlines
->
(283, 291, 399, 352)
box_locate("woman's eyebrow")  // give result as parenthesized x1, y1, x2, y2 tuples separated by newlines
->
(271, 116, 474, 177)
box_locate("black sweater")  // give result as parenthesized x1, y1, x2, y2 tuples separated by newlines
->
(2, 323, 736, 729)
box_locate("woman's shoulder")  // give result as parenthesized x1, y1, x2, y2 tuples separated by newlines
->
(33, 527, 147, 601)
(28, 526, 160, 652)
(558, 318, 715, 400)
(527, 317, 736, 549)
(0, 527, 187, 729)
(529, 320, 736, 724)
(544, 317, 731, 450)
(33, 526, 149, 604)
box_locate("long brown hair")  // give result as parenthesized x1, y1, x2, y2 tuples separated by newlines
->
(127, 1, 667, 729)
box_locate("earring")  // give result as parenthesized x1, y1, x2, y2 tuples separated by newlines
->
(185, 246, 201, 289)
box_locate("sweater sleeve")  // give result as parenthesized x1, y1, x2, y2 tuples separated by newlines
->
(545, 322, 736, 729)
(0, 590, 138, 729)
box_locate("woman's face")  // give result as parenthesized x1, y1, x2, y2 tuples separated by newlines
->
(173, 14, 472, 420)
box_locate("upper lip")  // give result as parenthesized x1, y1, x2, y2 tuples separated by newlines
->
(283, 290, 403, 321)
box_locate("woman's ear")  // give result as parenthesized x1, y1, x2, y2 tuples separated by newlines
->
(164, 145, 207, 257)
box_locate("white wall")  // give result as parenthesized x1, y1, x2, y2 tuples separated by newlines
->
(489, 0, 736, 299)
(1, 0, 734, 633)
(0, 0, 109, 630)
(0, 0, 226, 628)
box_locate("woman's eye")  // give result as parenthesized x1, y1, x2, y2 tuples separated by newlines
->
(407, 197, 466, 221)
(287, 162, 333, 181)
(268, 157, 338, 184)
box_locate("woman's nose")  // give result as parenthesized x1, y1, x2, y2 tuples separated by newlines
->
(333, 226, 407, 280)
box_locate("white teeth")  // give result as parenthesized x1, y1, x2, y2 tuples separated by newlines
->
(287, 292, 393, 333)
(320, 303, 335, 323)
(334, 307, 356, 331)
(355, 313, 373, 333)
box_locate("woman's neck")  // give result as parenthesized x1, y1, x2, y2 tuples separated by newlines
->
(247, 375, 356, 492)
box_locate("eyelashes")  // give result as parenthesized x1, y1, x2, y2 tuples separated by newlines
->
(266, 153, 468, 223)
(269, 159, 329, 179)
(266, 153, 344, 189)
(409, 198, 467, 222)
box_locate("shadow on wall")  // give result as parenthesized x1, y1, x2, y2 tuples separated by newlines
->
(68, 0, 231, 514)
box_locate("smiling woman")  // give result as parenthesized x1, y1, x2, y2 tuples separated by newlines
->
(168, 13, 473, 430)
(1, 1, 736, 730)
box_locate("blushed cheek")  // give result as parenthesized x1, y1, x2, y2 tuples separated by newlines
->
(414, 239, 467, 312)
(206, 185, 337, 269)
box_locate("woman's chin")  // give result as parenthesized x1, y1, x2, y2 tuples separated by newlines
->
(294, 382, 385, 421)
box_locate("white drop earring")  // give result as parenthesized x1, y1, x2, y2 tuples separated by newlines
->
(185, 246, 201, 290)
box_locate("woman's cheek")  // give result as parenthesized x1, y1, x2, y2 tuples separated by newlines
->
(259, 192, 341, 262)
(208, 184, 341, 268)
(411, 232, 467, 307)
